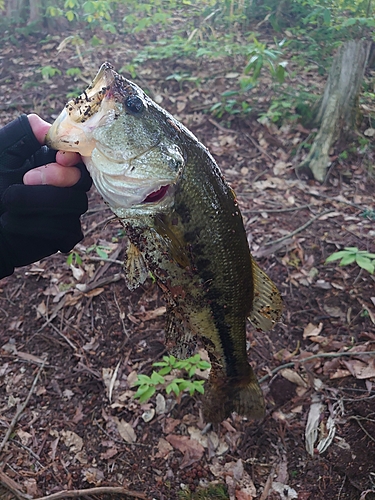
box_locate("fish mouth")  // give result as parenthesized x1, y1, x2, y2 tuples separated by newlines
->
(142, 185, 170, 204)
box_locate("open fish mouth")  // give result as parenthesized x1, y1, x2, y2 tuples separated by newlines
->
(142, 185, 170, 203)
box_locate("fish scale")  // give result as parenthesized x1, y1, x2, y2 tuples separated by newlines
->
(46, 62, 282, 422)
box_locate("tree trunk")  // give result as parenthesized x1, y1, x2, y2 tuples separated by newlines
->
(28, 0, 43, 24)
(299, 39, 371, 182)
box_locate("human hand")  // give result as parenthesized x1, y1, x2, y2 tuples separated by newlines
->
(0, 114, 92, 278)
(24, 114, 83, 187)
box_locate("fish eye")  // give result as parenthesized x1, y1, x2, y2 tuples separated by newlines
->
(125, 95, 144, 114)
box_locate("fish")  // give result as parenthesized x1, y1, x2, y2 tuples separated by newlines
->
(46, 62, 282, 423)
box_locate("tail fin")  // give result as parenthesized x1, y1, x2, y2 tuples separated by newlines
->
(203, 371, 265, 423)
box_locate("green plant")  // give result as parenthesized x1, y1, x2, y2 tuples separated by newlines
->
(325, 247, 375, 274)
(66, 67, 82, 77)
(243, 37, 288, 85)
(86, 243, 113, 259)
(66, 251, 83, 266)
(40, 66, 61, 80)
(133, 354, 211, 403)
(178, 482, 229, 500)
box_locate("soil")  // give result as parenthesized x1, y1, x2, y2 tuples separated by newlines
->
(0, 22, 375, 500)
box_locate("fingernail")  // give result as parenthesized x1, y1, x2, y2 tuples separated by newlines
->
(24, 169, 44, 185)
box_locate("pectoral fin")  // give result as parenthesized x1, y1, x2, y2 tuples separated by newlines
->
(154, 215, 190, 269)
(125, 242, 149, 290)
(248, 257, 282, 331)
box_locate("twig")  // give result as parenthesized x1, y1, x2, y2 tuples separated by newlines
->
(244, 133, 274, 162)
(76, 272, 125, 293)
(0, 363, 45, 452)
(36, 309, 77, 350)
(263, 209, 335, 246)
(259, 350, 375, 384)
(207, 117, 238, 135)
(0, 472, 31, 500)
(348, 416, 375, 443)
(243, 204, 313, 214)
(33, 486, 148, 500)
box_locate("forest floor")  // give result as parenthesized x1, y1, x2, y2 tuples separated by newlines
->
(0, 19, 375, 500)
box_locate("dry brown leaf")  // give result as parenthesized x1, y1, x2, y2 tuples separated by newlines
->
(342, 358, 375, 379)
(114, 417, 137, 443)
(303, 322, 323, 339)
(155, 438, 173, 459)
(61, 430, 83, 453)
(166, 434, 204, 468)
(23, 478, 38, 497)
(72, 403, 85, 424)
(100, 447, 118, 460)
(280, 368, 307, 388)
(83, 467, 105, 485)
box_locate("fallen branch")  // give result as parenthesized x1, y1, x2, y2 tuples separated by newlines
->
(33, 486, 148, 500)
(263, 209, 335, 246)
(259, 350, 375, 384)
(0, 472, 31, 500)
(244, 203, 313, 214)
(0, 362, 45, 453)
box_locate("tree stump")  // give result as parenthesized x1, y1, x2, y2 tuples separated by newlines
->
(299, 39, 371, 182)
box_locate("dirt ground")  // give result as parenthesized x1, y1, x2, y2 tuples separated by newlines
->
(1, 23, 375, 500)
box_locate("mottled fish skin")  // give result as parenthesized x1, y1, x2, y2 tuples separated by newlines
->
(46, 62, 282, 423)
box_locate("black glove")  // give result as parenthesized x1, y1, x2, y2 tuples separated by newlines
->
(0, 114, 92, 279)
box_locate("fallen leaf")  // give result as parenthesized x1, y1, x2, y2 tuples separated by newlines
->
(114, 417, 137, 443)
(272, 482, 298, 499)
(305, 394, 324, 456)
(23, 478, 38, 497)
(72, 403, 85, 424)
(166, 434, 204, 468)
(83, 467, 104, 485)
(303, 322, 323, 339)
(61, 430, 83, 453)
(155, 438, 173, 459)
(343, 358, 375, 379)
(17, 429, 32, 446)
(100, 447, 118, 460)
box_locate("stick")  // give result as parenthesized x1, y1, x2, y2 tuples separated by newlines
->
(0, 472, 31, 500)
(33, 486, 148, 500)
(243, 204, 313, 214)
(0, 363, 45, 452)
(263, 209, 335, 246)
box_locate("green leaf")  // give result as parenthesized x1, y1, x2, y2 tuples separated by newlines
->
(157, 366, 172, 376)
(150, 371, 165, 385)
(197, 360, 211, 370)
(356, 255, 375, 274)
(325, 250, 354, 263)
(339, 254, 356, 266)
(137, 386, 156, 403)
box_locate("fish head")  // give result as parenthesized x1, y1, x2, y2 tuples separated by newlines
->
(46, 62, 184, 215)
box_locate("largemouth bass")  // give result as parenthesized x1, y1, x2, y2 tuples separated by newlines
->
(46, 62, 282, 422)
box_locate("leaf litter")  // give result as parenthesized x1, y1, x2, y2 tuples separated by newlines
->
(0, 23, 375, 500)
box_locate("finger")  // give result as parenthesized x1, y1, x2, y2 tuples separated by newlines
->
(23, 164, 81, 187)
(55, 150, 83, 167)
(27, 114, 51, 144)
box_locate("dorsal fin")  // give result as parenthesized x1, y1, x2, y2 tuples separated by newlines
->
(248, 257, 282, 331)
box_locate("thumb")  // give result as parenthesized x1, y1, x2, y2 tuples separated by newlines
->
(27, 114, 51, 144)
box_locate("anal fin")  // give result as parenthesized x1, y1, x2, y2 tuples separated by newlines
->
(248, 257, 282, 331)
